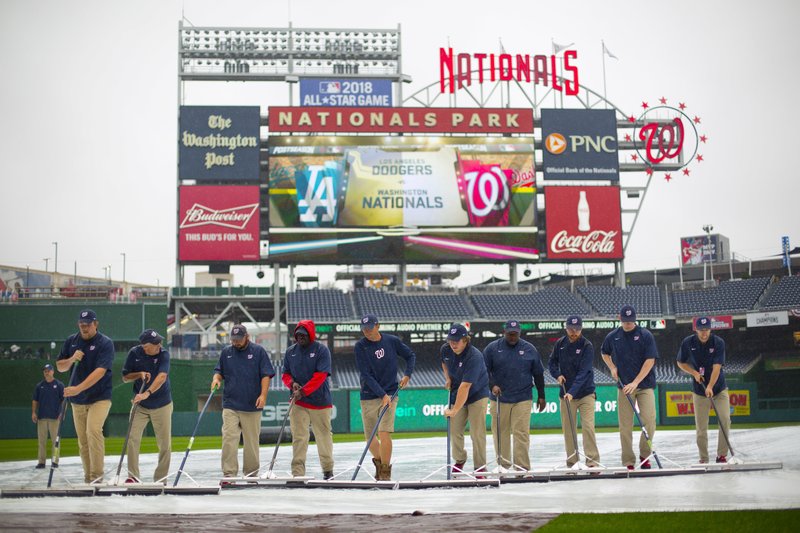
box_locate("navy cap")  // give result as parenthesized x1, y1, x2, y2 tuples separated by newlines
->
(565, 315, 583, 329)
(139, 329, 163, 345)
(446, 323, 469, 341)
(503, 320, 521, 333)
(42, 363, 54, 371)
(295, 326, 309, 337)
(696, 316, 712, 330)
(620, 305, 637, 323)
(230, 324, 248, 340)
(360, 314, 379, 330)
(78, 309, 97, 323)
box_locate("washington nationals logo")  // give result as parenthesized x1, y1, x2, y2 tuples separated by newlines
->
(627, 98, 707, 182)
(375, 348, 385, 359)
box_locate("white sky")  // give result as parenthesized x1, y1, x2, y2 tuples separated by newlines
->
(1, 0, 798, 288)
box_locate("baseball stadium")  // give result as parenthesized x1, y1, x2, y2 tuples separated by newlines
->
(1, 2, 799, 531)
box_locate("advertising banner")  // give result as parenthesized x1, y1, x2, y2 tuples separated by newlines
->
(268, 106, 534, 134)
(746, 311, 789, 328)
(262, 389, 349, 433)
(692, 315, 733, 330)
(300, 78, 392, 107)
(348, 385, 627, 432)
(268, 137, 537, 264)
(179, 106, 260, 182)
(544, 186, 623, 260)
(541, 109, 619, 181)
(665, 389, 751, 417)
(178, 186, 260, 261)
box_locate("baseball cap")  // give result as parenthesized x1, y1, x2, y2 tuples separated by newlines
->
(360, 314, 379, 330)
(42, 364, 54, 371)
(503, 320, 521, 333)
(295, 326, 309, 337)
(139, 329, 163, 345)
(446, 323, 469, 341)
(620, 305, 637, 323)
(230, 324, 248, 340)
(565, 315, 583, 329)
(696, 316, 712, 330)
(78, 309, 97, 323)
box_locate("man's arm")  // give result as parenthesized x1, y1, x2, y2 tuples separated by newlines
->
(622, 358, 656, 395)
(64, 367, 107, 398)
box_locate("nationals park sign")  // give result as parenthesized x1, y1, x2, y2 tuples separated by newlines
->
(268, 107, 534, 134)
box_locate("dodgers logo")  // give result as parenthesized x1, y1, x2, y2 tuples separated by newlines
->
(375, 348, 385, 359)
(296, 163, 340, 227)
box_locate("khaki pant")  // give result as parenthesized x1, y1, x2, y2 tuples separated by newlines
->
(450, 397, 489, 470)
(289, 405, 334, 477)
(361, 397, 398, 436)
(490, 399, 532, 470)
(617, 388, 656, 466)
(693, 389, 731, 463)
(559, 394, 600, 467)
(127, 402, 173, 482)
(37, 418, 59, 464)
(221, 409, 262, 477)
(71, 400, 112, 483)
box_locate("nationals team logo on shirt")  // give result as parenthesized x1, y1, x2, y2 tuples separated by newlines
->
(247, 353, 253, 359)
(634, 336, 640, 341)
(518, 350, 525, 356)
(310, 352, 316, 358)
(709, 348, 715, 353)
(375, 348, 385, 359)
(90, 345, 96, 351)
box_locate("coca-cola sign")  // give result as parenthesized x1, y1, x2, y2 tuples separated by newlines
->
(179, 186, 260, 262)
(545, 186, 623, 260)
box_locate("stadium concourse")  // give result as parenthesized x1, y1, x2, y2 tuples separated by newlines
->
(0, 426, 798, 531)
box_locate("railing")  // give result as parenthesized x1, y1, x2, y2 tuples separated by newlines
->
(671, 279, 719, 291)
(0, 285, 168, 303)
(171, 286, 280, 297)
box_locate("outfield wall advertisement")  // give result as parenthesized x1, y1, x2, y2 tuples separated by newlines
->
(348, 385, 630, 432)
(267, 137, 537, 264)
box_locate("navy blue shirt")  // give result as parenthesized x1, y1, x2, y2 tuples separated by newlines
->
(601, 325, 659, 389)
(484, 337, 544, 404)
(214, 342, 275, 412)
(677, 333, 727, 396)
(354, 333, 416, 400)
(122, 346, 173, 409)
(440, 343, 490, 406)
(32, 379, 65, 419)
(57, 331, 115, 404)
(283, 340, 333, 407)
(549, 336, 596, 400)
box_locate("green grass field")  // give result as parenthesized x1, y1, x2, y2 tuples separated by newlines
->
(539, 510, 800, 532)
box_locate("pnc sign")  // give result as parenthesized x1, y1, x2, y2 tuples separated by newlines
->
(541, 109, 619, 181)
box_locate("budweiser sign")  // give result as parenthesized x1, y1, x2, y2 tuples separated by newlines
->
(545, 186, 623, 260)
(179, 185, 260, 262)
(180, 203, 258, 230)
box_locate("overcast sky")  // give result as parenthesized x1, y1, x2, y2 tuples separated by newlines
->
(1, 0, 798, 288)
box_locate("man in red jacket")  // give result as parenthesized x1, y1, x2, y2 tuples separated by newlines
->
(282, 320, 334, 479)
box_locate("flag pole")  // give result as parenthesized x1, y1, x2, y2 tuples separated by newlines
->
(602, 40, 608, 109)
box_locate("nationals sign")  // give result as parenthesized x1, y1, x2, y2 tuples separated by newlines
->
(179, 186, 260, 261)
(545, 186, 623, 260)
(268, 107, 533, 134)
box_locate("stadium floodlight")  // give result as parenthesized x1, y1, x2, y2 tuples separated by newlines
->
(702, 224, 714, 282)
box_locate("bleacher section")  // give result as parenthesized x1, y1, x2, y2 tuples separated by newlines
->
(287, 289, 355, 323)
(671, 277, 770, 316)
(470, 287, 590, 319)
(654, 351, 760, 383)
(353, 288, 471, 320)
(578, 285, 662, 317)
(762, 275, 800, 310)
